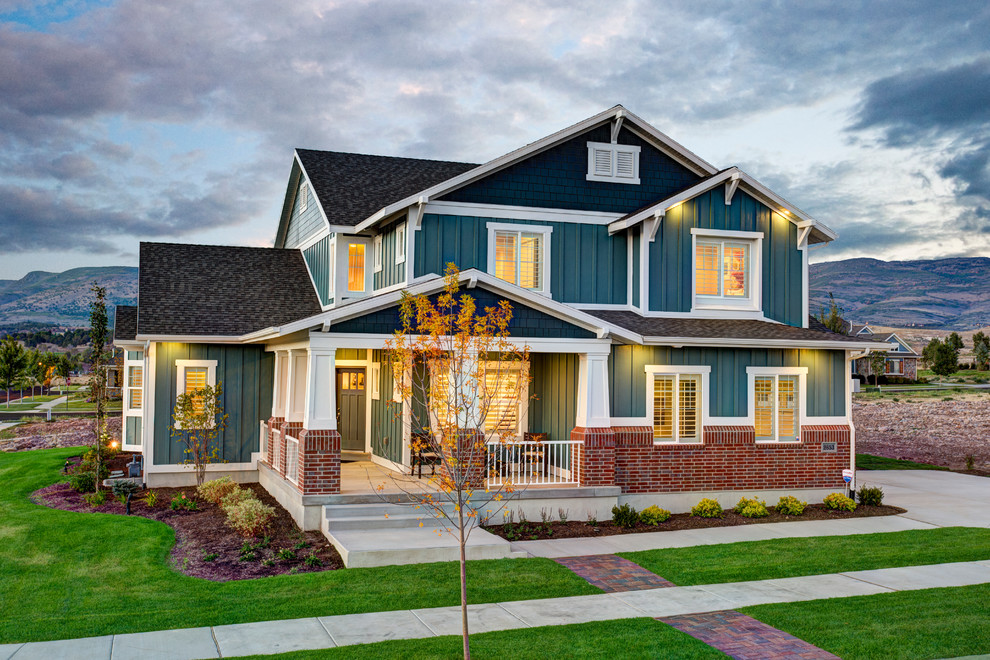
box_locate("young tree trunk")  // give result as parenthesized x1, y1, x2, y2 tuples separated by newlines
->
(458, 487, 470, 660)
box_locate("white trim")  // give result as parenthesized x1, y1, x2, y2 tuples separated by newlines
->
(422, 200, 622, 226)
(143, 342, 156, 466)
(135, 334, 244, 343)
(373, 234, 383, 273)
(303, 331, 614, 355)
(486, 222, 553, 297)
(335, 235, 373, 299)
(610, 416, 649, 426)
(370, 362, 381, 400)
(370, 453, 406, 474)
(352, 105, 718, 234)
(691, 231, 763, 313)
(642, 336, 885, 351)
(395, 222, 406, 265)
(174, 359, 218, 430)
(707, 415, 751, 425)
(746, 366, 807, 443)
(292, 152, 335, 238)
(690, 228, 763, 240)
(644, 365, 711, 443)
(586, 141, 641, 184)
(297, 228, 331, 252)
(804, 415, 849, 425)
(626, 227, 634, 307)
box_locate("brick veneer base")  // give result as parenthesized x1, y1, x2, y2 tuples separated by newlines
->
(440, 430, 487, 489)
(296, 429, 341, 495)
(600, 424, 851, 493)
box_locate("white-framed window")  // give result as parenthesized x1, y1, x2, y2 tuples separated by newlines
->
(328, 241, 336, 296)
(886, 359, 903, 375)
(428, 360, 528, 439)
(691, 229, 763, 312)
(370, 363, 381, 400)
(175, 359, 218, 425)
(586, 141, 641, 184)
(486, 222, 552, 296)
(298, 181, 308, 213)
(127, 365, 143, 409)
(747, 367, 806, 443)
(395, 223, 406, 265)
(645, 365, 710, 443)
(373, 235, 383, 273)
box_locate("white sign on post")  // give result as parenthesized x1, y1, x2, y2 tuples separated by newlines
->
(842, 468, 854, 490)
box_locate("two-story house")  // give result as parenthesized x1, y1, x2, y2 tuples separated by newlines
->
(114, 106, 883, 531)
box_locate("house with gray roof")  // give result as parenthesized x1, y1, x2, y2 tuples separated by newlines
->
(846, 323, 919, 380)
(114, 106, 886, 541)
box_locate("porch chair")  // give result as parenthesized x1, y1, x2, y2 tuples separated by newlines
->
(410, 433, 439, 478)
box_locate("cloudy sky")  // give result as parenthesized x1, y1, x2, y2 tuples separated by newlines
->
(2, 0, 989, 279)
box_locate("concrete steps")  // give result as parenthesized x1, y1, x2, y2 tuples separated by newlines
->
(322, 502, 523, 568)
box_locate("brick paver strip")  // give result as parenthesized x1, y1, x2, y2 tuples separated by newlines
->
(553, 554, 676, 592)
(659, 610, 840, 660)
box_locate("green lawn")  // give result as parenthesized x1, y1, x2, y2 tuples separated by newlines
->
(0, 447, 597, 644)
(619, 527, 990, 586)
(857, 453, 950, 471)
(919, 368, 990, 383)
(743, 584, 990, 660)
(228, 618, 728, 660)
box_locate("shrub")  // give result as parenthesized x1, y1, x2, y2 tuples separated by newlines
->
(111, 480, 141, 500)
(857, 485, 884, 507)
(691, 498, 723, 518)
(735, 496, 769, 518)
(170, 492, 198, 511)
(824, 492, 857, 512)
(775, 495, 807, 516)
(304, 552, 322, 567)
(144, 490, 158, 507)
(202, 551, 218, 562)
(640, 505, 671, 525)
(611, 503, 640, 529)
(220, 487, 257, 511)
(79, 445, 115, 480)
(197, 476, 240, 504)
(226, 498, 275, 538)
(68, 471, 96, 493)
(83, 491, 106, 507)
(276, 547, 296, 561)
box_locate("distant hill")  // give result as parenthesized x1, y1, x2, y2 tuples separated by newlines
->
(810, 257, 990, 330)
(0, 266, 138, 329)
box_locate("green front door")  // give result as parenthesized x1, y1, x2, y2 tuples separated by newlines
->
(336, 367, 367, 451)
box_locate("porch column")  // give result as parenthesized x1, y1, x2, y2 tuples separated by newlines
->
(572, 348, 615, 487)
(266, 350, 289, 469)
(296, 337, 341, 495)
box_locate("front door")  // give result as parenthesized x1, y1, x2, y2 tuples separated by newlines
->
(336, 368, 367, 451)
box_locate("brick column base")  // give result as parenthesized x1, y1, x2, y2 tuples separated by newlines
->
(440, 429, 486, 489)
(266, 416, 285, 468)
(296, 429, 341, 495)
(572, 426, 615, 487)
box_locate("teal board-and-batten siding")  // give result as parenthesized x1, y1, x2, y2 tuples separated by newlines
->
(284, 175, 325, 248)
(609, 345, 846, 419)
(415, 215, 628, 305)
(153, 344, 273, 465)
(528, 353, 578, 443)
(303, 234, 334, 306)
(370, 350, 404, 464)
(648, 189, 803, 326)
(373, 221, 406, 291)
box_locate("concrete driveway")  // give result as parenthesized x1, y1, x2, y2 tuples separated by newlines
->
(860, 469, 990, 528)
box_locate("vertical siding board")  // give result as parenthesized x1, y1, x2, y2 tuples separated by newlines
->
(284, 177, 326, 249)
(631, 229, 641, 307)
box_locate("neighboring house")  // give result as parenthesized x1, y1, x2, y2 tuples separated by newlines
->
(846, 323, 919, 380)
(113, 105, 884, 528)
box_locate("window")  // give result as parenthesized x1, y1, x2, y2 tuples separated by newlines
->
(645, 366, 709, 443)
(428, 360, 527, 437)
(175, 360, 217, 424)
(370, 364, 381, 400)
(298, 182, 308, 212)
(373, 235, 383, 273)
(487, 223, 552, 295)
(692, 229, 762, 311)
(586, 142, 640, 184)
(395, 223, 406, 265)
(328, 242, 335, 295)
(128, 365, 143, 409)
(747, 367, 805, 443)
(348, 243, 366, 292)
(482, 367, 523, 436)
(886, 359, 903, 375)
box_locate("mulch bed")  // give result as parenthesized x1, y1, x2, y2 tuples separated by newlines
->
(33, 458, 344, 580)
(483, 503, 907, 541)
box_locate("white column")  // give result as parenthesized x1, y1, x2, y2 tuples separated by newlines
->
(271, 350, 286, 418)
(576, 349, 611, 428)
(286, 349, 308, 423)
(304, 347, 337, 431)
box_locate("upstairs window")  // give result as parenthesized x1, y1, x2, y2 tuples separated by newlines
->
(127, 365, 143, 409)
(373, 235, 383, 273)
(692, 229, 762, 311)
(586, 142, 640, 184)
(395, 223, 406, 264)
(348, 243, 366, 292)
(487, 223, 552, 296)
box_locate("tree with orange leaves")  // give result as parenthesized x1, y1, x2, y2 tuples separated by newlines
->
(385, 263, 529, 659)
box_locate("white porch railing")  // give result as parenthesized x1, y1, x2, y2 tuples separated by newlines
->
(259, 420, 269, 460)
(486, 439, 581, 487)
(271, 428, 283, 473)
(285, 434, 300, 485)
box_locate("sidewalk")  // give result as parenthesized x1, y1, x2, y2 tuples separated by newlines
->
(2, 559, 988, 660)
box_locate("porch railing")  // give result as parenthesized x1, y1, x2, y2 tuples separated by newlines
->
(259, 420, 268, 462)
(486, 439, 581, 488)
(284, 434, 300, 485)
(271, 428, 283, 473)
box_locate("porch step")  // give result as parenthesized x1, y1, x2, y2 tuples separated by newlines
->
(323, 502, 462, 530)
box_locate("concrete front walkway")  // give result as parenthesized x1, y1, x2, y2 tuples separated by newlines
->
(2, 559, 988, 660)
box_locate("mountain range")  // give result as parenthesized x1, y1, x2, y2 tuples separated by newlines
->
(0, 257, 987, 331)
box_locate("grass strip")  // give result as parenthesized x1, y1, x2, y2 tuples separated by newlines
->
(0, 447, 597, 644)
(857, 453, 950, 471)
(619, 527, 990, 585)
(743, 584, 990, 660)
(228, 618, 729, 659)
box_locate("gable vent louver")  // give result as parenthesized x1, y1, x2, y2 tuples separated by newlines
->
(594, 148, 613, 176)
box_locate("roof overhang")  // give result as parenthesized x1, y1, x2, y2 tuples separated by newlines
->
(641, 336, 892, 351)
(351, 105, 720, 234)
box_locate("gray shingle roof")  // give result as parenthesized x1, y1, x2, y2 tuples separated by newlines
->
(113, 305, 137, 342)
(137, 242, 323, 337)
(585, 310, 885, 345)
(295, 149, 478, 227)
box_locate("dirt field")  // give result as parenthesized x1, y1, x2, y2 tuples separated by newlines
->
(854, 392, 990, 470)
(0, 417, 120, 452)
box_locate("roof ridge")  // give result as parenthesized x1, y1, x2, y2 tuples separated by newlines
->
(294, 147, 478, 167)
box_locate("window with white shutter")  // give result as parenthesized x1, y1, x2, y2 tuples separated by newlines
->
(691, 229, 763, 312)
(586, 142, 640, 184)
(487, 222, 552, 296)
(646, 366, 709, 443)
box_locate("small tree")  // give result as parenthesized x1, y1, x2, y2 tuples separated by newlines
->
(89, 284, 110, 492)
(0, 338, 28, 408)
(946, 332, 964, 352)
(385, 264, 529, 660)
(921, 338, 940, 370)
(816, 292, 846, 334)
(973, 331, 990, 371)
(868, 351, 887, 386)
(931, 339, 960, 379)
(55, 353, 76, 395)
(169, 381, 229, 486)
